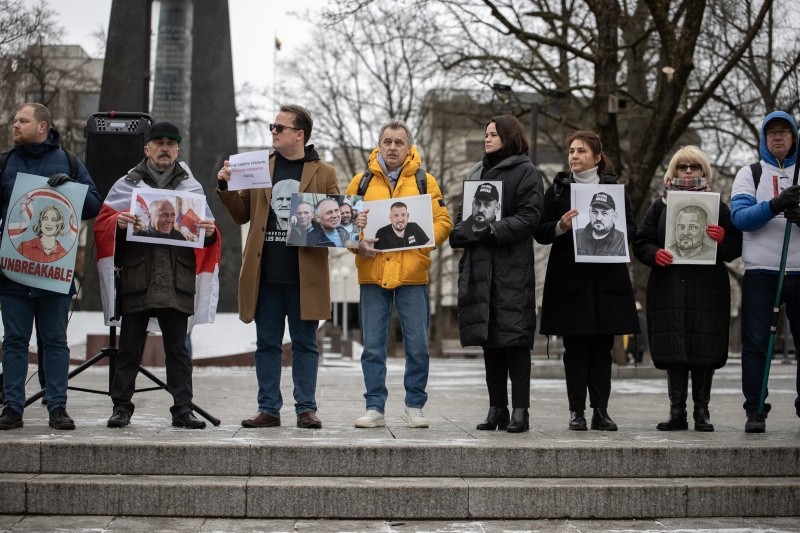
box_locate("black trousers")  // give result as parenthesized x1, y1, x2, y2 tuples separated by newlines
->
(483, 346, 531, 408)
(111, 308, 193, 417)
(562, 334, 613, 411)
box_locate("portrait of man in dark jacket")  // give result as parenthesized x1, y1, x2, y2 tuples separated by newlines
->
(574, 191, 627, 257)
(463, 182, 501, 238)
(667, 204, 716, 261)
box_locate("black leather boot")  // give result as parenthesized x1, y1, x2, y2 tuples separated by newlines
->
(693, 408, 714, 432)
(658, 366, 689, 430)
(590, 408, 617, 431)
(506, 408, 529, 433)
(568, 410, 587, 430)
(692, 367, 715, 431)
(657, 409, 688, 430)
(476, 406, 509, 430)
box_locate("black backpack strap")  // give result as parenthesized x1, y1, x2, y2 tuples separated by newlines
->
(0, 150, 9, 178)
(415, 168, 427, 195)
(750, 162, 762, 191)
(357, 167, 428, 196)
(63, 149, 79, 180)
(356, 168, 373, 196)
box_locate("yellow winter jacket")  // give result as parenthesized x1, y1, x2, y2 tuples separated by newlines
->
(346, 146, 451, 289)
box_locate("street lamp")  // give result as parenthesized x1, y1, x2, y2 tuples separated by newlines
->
(340, 266, 351, 341)
(331, 268, 340, 328)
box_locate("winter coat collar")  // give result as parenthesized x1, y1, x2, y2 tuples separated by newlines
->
(11, 128, 61, 161)
(125, 157, 189, 189)
(468, 154, 530, 181)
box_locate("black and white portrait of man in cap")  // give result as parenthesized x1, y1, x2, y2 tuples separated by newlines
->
(574, 190, 627, 257)
(462, 181, 503, 238)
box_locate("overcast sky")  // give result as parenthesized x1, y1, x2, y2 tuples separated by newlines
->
(53, 0, 326, 94)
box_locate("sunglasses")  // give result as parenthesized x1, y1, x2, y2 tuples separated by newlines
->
(269, 123, 301, 134)
(675, 163, 702, 172)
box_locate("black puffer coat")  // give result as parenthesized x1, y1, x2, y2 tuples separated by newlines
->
(450, 155, 544, 348)
(534, 172, 639, 336)
(633, 198, 742, 369)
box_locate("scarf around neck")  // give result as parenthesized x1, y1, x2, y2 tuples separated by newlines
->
(662, 176, 710, 203)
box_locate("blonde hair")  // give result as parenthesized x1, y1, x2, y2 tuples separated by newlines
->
(663, 146, 713, 184)
(32, 205, 66, 237)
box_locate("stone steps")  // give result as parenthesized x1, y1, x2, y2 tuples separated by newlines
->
(2, 440, 799, 478)
(2, 474, 799, 519)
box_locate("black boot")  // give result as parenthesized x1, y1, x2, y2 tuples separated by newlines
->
(590, 408, 617, 431)
(659, 366, 689, 430)
(657, 409, 688, 431)
(476, 406, 509, 430)
(506, 408, 529, 433)
(568, 410, 587, 430)
(692, 367, 714, 431)
(693, 408, 714, 432)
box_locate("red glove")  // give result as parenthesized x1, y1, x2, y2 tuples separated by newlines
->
(654, 248, 673, 267)
(706, 224, 725, 244)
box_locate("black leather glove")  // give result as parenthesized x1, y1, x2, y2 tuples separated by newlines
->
(769, 184, 800, 214)
(785, 205, 800, 226)
(48, 173, 75, 187)
(477, 227, 496, 246)
(450, 228, 478, 248)
(217, 178, 228, 191)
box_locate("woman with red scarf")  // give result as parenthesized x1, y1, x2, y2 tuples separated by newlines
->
(633, 146, 742, 431)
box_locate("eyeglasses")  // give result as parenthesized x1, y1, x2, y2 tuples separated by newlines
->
(269, 123, 301, 134)
(675, 163, 702, 172)
(766, 129, 792, 139)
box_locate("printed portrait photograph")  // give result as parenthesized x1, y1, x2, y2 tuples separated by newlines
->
(571, 183, 630, 263)
(127, 189, 207, 249)
(665, 190, 720, 265)
(362, 194, 435, 252)
(461, 180, 503, 239)
(286, 193, 363, 248)
(8, 189, 79, 264)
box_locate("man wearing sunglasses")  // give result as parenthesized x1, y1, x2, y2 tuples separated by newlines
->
(217, 104, 339, 430)
(731, 110, 800, 433)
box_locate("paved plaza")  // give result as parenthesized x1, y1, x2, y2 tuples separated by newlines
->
(1, 358, 798, 531)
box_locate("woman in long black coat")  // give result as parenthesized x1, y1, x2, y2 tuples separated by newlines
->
(450, 115, 544, 433)
(534, 131, 639, 431)
(633, 146, 742, 431)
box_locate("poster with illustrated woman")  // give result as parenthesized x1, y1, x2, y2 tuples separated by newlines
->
(0, 173, 86, 293)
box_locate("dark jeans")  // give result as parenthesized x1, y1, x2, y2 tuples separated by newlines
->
(0, 293, 71, 415)
(562, 334, 614, 411)
(111, 308, 193, 417)
(254, 282, 319, 417)
(483, 346, 531, 408)
(741, 271, 800, 417)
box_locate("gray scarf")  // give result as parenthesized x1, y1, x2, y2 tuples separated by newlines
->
(146, 159, 177, 189)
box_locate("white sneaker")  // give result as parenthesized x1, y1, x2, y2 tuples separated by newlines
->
(401, 406, 429, 428)
(354, 409, 386, 428)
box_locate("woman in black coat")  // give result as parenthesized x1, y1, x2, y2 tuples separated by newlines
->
(633, 146, 742, 431)
(450, 115, 544, 433)
(534, 131, 639, 431)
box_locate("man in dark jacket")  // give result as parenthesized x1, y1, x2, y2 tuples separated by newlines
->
(305, 197, 349, 247)
(0, 103, 102, 431)
(107, 121, 217, 430)
(574, 192, 627, 256)
(463, 182, 501, 238)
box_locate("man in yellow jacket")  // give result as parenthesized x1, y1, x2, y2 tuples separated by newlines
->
(346, 119, 452, 428)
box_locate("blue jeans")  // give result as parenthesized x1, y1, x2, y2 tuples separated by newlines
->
(254, 282, 319, 417)
(741, 271, 800, 417)
(1, 293, 71, 415)
(359, 284, 430, 413)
